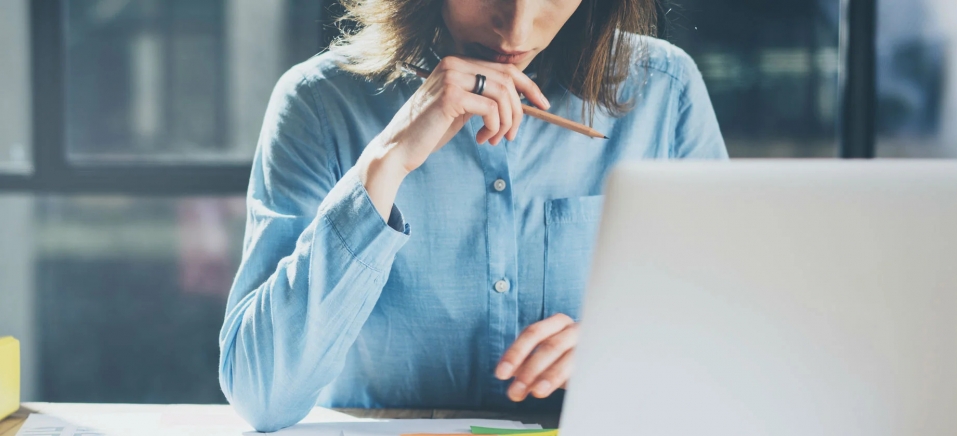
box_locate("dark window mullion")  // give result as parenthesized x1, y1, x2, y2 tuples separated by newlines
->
(839, 0, 878, 158)
(0, 175, 33, 191)
(31, 0, 67, 183)
(47, 165, 252, 195)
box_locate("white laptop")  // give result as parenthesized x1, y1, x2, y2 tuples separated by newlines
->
(561, 161, 957, 436)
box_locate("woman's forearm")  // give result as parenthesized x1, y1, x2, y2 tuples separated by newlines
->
(355, 137, 412, 221)
(220, 168, 410, 432)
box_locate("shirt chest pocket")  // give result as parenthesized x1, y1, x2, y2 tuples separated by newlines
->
(543, 195, 604, 322)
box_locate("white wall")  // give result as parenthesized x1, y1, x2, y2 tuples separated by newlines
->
(0, 0, 37, 400)
(928, 0, 957, 150)
(226, 0, 286, 160)
(0, 196, 37, 401)
(0, 0, 32, 172)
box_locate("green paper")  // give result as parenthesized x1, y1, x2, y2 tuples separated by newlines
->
(470, 426, 558, 435)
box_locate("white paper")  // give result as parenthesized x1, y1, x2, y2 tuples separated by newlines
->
(15, 414, 108, 436)
(249, 418, 540, 436)
(14, 405, 541, 436)
(14, 405, 366, 436)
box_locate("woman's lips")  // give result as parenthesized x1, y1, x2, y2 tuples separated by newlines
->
(468, 43, 532, 64)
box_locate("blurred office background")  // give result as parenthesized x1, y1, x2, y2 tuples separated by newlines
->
(0, 0, 954, 404)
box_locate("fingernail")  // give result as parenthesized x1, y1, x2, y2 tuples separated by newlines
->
(542, 96, 551, 110)
(532, 380, 552, 397)
(496, 362, 514, 380)
(508, 381, 527, 401)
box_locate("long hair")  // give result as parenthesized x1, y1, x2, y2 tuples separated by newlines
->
(331, 0, 657, 125)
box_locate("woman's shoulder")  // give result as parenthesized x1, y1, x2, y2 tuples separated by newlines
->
(291, 50, 358, 80)
(271, 50, 380, 103)
(624, 35, 705, 92)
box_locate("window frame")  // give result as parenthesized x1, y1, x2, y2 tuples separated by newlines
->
(0, 0, 877, 195)
(11, 0, 256, 195)
(840, 0, 877, 158)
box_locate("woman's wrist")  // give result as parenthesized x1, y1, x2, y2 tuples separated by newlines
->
(356, 138, 411, 221)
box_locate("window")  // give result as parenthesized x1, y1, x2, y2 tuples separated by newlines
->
(661, 0, 842, 157)
(1, 0, 328, 403)
(0, 0, 33, 174)
(65, 0, 323, 164)
(876, 0, 957, 158)
(0, 0, 949, 406)
(34, 195, 244, 402)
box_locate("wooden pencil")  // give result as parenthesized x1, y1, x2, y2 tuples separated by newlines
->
(402, 63, 608, 139)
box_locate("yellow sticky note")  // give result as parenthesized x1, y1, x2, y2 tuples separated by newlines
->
(0, 336, 20, 420)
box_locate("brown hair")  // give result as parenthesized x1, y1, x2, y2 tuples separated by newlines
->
(331, 0, 657, 125)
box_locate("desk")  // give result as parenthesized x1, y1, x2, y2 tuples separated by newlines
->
(0, 403, 560, 435)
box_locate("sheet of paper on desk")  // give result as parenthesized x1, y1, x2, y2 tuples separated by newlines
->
(14, 403, 367, 436)
(247, 419, 541, 436)
(15, 414, 108, 436)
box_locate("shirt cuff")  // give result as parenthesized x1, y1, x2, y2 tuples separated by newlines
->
(319, 166, 411, 270)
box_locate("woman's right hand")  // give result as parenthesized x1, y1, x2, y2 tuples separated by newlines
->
(382, 56, 551, 173)
(357, 56, 551, 220)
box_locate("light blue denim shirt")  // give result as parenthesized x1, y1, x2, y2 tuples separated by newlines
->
(219, 37, 727, 432)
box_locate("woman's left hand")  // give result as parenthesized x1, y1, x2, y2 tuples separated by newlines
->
(495, 314, 579, 401)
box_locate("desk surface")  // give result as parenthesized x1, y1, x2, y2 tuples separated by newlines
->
(0, 403, 560, 435)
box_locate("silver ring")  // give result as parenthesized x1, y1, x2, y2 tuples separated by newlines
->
(472, 74, 487, 96)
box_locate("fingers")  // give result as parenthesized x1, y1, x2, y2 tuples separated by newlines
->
(505, 77, 523, 141)
(506, 324, 578, 401)
(477, 77, 513, 145)
(435, 56, 531, 144)
(466, 59, 551, 111)
(496, 314, 575, 380)
(473, 68, 520, 143)
(452, 89, 501, 144)
(442, 69, 512, 145)
(529, 349, 574, 399)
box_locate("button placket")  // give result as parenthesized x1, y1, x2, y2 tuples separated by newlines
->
(471, 118, 521, 407)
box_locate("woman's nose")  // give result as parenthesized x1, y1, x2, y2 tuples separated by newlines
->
(491, 0, 535, 49)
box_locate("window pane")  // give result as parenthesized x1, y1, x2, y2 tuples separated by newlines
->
(0, 0, 33, 173)
(31, 196, 245, 402)
(663, 0, 842, 157)
(876, 0, 957, 158)
(65, 0, 322, 164)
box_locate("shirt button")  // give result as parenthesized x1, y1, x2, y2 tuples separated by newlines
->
(493, 179, 507, 192)
(494, 279, 511, 293)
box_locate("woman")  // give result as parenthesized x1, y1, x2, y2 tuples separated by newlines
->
(219, 0, 727, 431)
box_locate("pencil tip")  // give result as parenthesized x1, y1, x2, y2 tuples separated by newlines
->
(603, 136, 609, 139)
